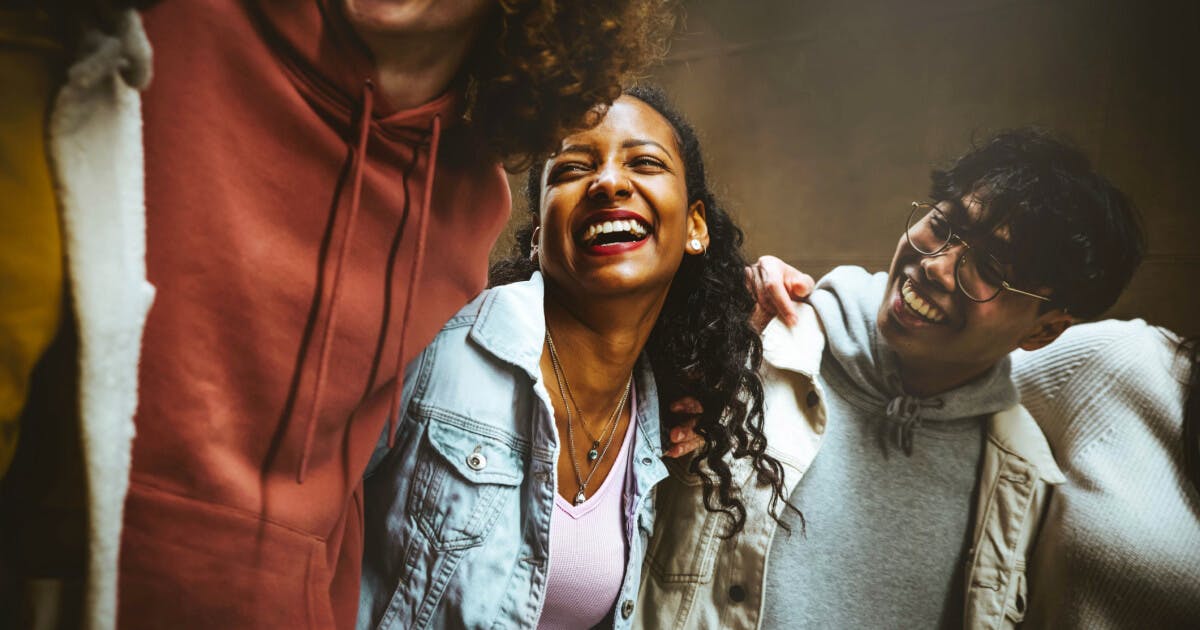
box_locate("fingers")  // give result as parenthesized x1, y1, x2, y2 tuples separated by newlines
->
(665, 400, 703, 458)
(669, 397, 703, 415)
(665, 418, 703, 458)
(747, 255, 815, 328)
(784, 269, 816, 301)
(765, 271, 797, 326)
(665, 435, 705, 458)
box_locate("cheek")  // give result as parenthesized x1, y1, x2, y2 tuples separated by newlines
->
(965, 302, 1035, 342)
(887, 236, 911, 272)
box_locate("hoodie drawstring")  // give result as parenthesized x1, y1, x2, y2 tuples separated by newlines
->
(884, 394, 944, 456)
(297, 80, 375, 483)
(386, 114, 441, 448)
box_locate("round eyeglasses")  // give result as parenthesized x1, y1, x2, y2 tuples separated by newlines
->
(905, 202, 1050, 303)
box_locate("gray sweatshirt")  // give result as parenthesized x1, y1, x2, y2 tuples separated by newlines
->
(762, 267, 1019, 629)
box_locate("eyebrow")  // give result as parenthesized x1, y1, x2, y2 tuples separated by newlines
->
(555, 139, 675, 160)
(622, 138, 672, 155)
(556, 144, 599, 158)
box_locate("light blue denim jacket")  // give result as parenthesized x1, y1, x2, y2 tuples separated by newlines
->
(358, 273, 670, 630)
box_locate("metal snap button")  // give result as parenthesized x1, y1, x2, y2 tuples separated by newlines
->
(620, 599, 635, 619)
(729, 584, 747, 602)
(806, 390, 820, 408)
(466, 449, 487, 471)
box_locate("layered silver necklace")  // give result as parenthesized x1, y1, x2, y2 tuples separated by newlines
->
(545, 329, 633, 506)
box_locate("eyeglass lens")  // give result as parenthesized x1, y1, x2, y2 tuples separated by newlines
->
(905, 204, 1006, 301)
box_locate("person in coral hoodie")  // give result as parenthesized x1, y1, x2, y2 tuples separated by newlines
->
(0, 2, 676, 628)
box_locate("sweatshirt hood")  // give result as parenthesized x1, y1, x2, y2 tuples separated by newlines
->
(246, 0, 464, 481)
(810, 266, 1018, 455)
(249, 0, 465, 127)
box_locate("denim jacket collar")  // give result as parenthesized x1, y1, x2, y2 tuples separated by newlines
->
(988, 405, 1067, 484)
(468, 272, 548, 385)
(762, 303, 826, 378)
(468, 271, 668, 472)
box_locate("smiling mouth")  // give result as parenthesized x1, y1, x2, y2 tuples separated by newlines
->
(578, 218, 650, 247)
(901, 278, 947, 323)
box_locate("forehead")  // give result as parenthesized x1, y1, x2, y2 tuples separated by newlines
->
(556, 96, 681, 156)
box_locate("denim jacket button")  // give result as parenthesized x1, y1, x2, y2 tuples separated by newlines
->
(729, 584, 747, 602)
(466, 451, 487, 471)
(806, 390, 820, 408)
(620, 599, 635, 619)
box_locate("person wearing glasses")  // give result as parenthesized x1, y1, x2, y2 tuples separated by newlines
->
(636, 128, 1145, 630)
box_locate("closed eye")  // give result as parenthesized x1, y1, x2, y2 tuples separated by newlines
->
(629, 156, 668, 171)
(547, 161, 592, 182)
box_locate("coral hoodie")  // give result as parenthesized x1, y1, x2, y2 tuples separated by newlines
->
(121, 1, 510, 627)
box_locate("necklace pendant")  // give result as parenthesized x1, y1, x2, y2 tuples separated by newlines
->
(587, 442, 600, 463)
(574, 489, 587, 506)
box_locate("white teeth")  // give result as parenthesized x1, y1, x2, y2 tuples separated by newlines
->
(901, 279, 945, 323)
(581, 219, 649, 244)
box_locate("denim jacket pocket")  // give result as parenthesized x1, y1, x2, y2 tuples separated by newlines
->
(644, 470, 722, 584)
(409, 418, 525, 551)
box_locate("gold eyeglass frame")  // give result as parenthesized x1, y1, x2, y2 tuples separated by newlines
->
(906, 201, 1051, 303)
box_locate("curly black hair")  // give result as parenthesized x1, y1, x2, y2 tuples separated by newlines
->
(490, 85, 793, 536)
(930, 128, 1145, 319)
(463, 0, 677, 166)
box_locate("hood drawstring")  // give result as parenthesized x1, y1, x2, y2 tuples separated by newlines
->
(884, 393, 944, 456)
(386, 113, 441, 448)
(297, 80, 375, 483)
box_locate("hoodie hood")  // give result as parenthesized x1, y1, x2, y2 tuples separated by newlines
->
(249, 0, 465, 126)
(810, 266, 1018, 454)
(240, 0, 484, 481)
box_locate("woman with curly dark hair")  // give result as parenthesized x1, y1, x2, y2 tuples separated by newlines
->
(0, 1, 679, 628)
(359, 86, 788, 628)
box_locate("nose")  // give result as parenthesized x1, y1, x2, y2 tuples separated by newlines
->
(919, 242, 963, 294)
(588, 161, 632, 202)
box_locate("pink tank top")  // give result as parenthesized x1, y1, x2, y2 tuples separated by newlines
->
(537, 386, 638, 629)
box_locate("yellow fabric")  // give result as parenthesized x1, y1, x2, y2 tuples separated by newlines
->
(0, 9, 66, 478)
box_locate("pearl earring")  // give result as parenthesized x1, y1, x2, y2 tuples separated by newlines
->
(689, 238, 702, 253)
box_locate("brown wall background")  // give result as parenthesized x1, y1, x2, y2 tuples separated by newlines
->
(495, 0, 1199, 335)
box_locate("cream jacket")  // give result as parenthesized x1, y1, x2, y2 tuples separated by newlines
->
(636, 305, 1065, 630)
(46, 11, 154, 630)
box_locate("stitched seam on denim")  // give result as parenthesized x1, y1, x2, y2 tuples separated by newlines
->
(650, 508, 718, 583)
(417, 405, 532, 455)
(969, 445, 1004, 590)
(414, 547, 466, 629)
(378, 528, 426, 629)
(411, 332, 439, 414)
(414, 457, 506, 550)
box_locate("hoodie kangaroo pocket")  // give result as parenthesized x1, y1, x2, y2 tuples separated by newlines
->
(408, 418, 524, 551)
(118, 482, 335, 630)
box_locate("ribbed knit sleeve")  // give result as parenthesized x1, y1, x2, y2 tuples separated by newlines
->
(1012, 319, 1183, 465)
(1009, 320, 1200, 628)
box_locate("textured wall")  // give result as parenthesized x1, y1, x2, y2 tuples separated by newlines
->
(496, 0, 1199, 335)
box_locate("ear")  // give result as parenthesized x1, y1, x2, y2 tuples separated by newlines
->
(1018, 309, 1075, 351)
(529, 226, 542, 265)
(687, 199, 709, 253)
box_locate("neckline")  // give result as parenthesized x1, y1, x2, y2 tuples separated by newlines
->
(555, 387, 638, 519)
